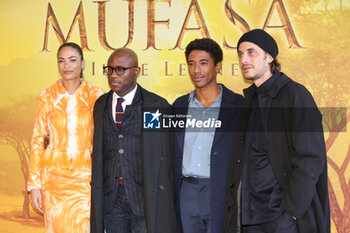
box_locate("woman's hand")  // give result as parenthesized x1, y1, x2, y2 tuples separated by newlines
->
(30, 189, 44, 214)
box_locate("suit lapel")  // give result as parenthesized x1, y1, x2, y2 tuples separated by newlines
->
(94, 91, 112, 138)
(174, 97, 189, 157)
(212, 86, 237, 145)
(140, 87, 162, 178)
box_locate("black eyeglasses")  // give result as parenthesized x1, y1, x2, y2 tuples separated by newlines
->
(103, 66, 138, 76)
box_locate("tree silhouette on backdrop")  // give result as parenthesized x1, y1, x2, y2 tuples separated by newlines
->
(0, 96, 36, 218)
(281, 3, 350, 232)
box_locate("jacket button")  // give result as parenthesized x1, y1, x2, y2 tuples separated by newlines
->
(230, 184, 234, 188)
(283, 172, 287, 176)
(236, 160, 241, 164)
(159, 185, 164, 190)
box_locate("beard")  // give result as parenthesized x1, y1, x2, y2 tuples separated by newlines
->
(242, 55, 270, 81)
(242, 65, 269, 81)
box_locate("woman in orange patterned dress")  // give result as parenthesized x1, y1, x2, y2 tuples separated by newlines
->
(27, 42, 104, 232)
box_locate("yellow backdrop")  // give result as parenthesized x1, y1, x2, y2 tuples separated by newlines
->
(0, 0, 349, 232)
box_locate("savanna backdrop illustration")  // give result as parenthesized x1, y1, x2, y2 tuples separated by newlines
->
(0, 0, 349, 232)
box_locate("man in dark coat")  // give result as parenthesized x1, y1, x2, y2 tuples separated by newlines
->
(173, 38, 244, 233)
(90, 48, 177, 233)
(224, 29, 330, 233)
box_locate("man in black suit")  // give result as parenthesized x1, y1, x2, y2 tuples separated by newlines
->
(224, 29, 330, 233)
(90, 48, 177, 233)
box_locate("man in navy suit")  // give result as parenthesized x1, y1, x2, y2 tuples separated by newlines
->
(173, 38, 244, 233)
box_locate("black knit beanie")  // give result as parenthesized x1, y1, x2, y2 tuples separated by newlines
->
(237, 29, 278, 59)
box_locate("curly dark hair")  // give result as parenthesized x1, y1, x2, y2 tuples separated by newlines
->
(185, 38, 223, 65)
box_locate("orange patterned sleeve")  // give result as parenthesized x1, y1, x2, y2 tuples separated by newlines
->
(27, 90, 49, 191)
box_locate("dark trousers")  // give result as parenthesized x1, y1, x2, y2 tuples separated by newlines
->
(104, 185, 146, 233)
(244, 212, 297, 233)
(180, 177, 210, 233)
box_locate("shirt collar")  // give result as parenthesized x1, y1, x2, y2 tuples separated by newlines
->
(53, 79, 89, 106)
(188, 84, 223, 105)
(256, 71, 280, 95)
(56, 79, 87, 94)
(113, 84, 138, 105)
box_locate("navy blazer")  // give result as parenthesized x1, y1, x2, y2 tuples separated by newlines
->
(173, 84, 244, 233)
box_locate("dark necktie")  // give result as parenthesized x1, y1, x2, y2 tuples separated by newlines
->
(115, 97, 124, 128)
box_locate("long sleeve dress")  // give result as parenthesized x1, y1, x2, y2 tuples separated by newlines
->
(27, 80, 104, 233)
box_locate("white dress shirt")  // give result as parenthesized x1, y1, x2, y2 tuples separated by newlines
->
(112, 84, 138, 122)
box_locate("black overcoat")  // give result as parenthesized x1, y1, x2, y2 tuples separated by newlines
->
(224, 73, 330, 233)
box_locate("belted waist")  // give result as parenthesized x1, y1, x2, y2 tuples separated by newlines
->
(182, 176, 210, 184)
